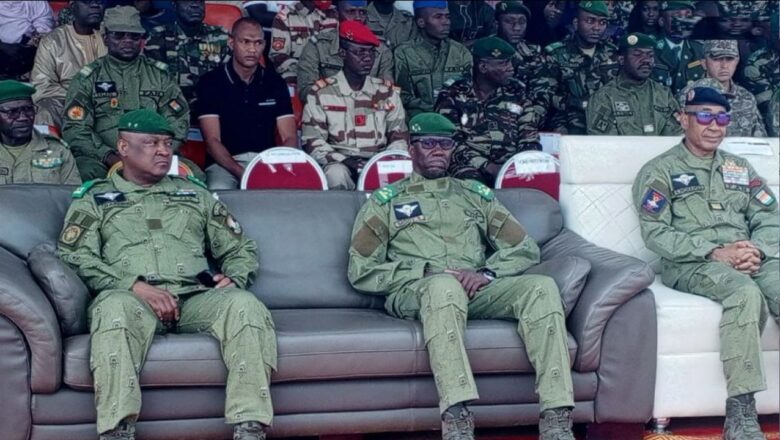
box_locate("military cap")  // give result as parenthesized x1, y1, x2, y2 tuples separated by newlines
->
(473, 36, 516, 60)
(413, 1, 447, 11)
(660, 1, 695, 12)
(579, 1, 609, 17)
(340, 0, 367, 6)
(619, 32, 656, 50)
(0, 80, 35, 104)
(409, 113, 457, 137)
(495, 1, 531, 18)
(685, 86, 731, 112)
(118, 109, 175, 136)
(704, 39, 739, 58)
(339, 20, 380, 47)
(689, 78, 735, 99)
(716, 0, 753, 18)
(103, 6, 145, 34)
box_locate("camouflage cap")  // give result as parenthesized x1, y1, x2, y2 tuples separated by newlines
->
(495, 1, 532, 18)
(579, 0, 609, 17)
(619, 32, 656, 50)
(704, 39, 739, 58)
(660, 1, 695, 12)
(118, 109, 175, 136)
(716, 0, 753, 18)
(0, 80, 35, 104)
(685, 86, 731, 112)
(473, 36, 516, 60)
(689, 78, 735, 99)
(409, 113, 456, 137)
(103, 6, 145, 34)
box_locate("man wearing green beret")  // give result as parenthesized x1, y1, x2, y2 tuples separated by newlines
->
(62, 6, 192, 181)
(652, 0, 705, 94)
(587, 32, 682, 135)
(545, 0, 620, 134)
(435, 36, 542, 185)
(348, 112, 575, 440)
(58, 108, 277, 440)
(0, 80, 80, 185)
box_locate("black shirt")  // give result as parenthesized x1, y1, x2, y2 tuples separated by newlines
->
(196, 61, 293, 158)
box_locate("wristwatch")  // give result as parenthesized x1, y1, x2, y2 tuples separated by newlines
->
(478, 268, 496, 282)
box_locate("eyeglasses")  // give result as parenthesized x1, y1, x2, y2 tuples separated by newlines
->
(345, 47, 377, 59)
(108, 32, 144, 41)
(413, 138, 456, 150)
(685, 111, 731, 127)
(0, 105, 36, 120)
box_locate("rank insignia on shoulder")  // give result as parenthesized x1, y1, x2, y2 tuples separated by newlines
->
(78, 64, 94, 77)
(466, 181, 494, 201)
(154, 61, 169, 71)
(72, 179, 100, 198)
(373, 184, 399, 205)
(641, 188, 668, 215)
(187, 175, 207, 189)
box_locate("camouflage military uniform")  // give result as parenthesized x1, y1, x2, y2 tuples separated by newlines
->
(301, 71, 408, 190)
(545, 35, 620, 134)
(348, 174, 574, 414)
(677, 78, 767, 138)
(296, 28, 394, 101)
(652, 38, 705, 94)
(269, 1, 338, 84)
(435, 77, 542, 184)
(606, 1, 635, 41)
(0, 131, 81, 185)
(365, 2, 417, 51)
(587, 72, 682, 136)
(509, 40, 554, 120)
(633, 143, 779, 398)
(62, 55, 190, 180)
(741, 47, 780, 134)
(448, 1, 497, 47)
(144, 22, 229, 109)
(768, 87, 780, 137)
(393, 36, 473, 118)
(58, 174, 276, 435)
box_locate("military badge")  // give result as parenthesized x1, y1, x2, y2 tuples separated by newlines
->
(749, 177, 764, 188)
(627, 35, 638, 46)
(721, 163, 749, 186)
(168, 99, 183, 113)
(272, 37, 285, 51)
(67, 106, 85, 121)
(32, 156, 64, 169)
(613, 101, 631, 112)
(110, 98, 119, 108)
(95, 81, 117, 93)
(355, 114, 367, 126)
(755, 189, 776, 206)
(60, 224, 84, 248)
(687, 89, 695, 102)
(671, 173, 704, 194)
(94, 191, 126, 205)
(393, 202, 422, 220)
(641, 188, 668, 215)
(226, 214, 243, 235)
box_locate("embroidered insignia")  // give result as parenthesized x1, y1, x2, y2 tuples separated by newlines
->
(272, 37, 285, 51)
(642, 188, 668, 215)
(168, 99, 183, 113)
(355, 114, 367, 126)
(687, 89, 695, 102)
(749, 177, 763, 188)
(110, 98, 119, 108)
(627, 35, 638, 45)
(491, 48, 502, 57)
(226, 214, 243, 235)
(95, 81, 117, 93)
(755, 189, 776, 206)
(94, 191, 126, 205)
(614, 101, 631, 112)
(373, 184, 399, 204)
(393, 202, 422, 220)
(672, 173, 696, 187)
(67, 106, 85, 121)
(60, 224, 84, 246)
(324, 105, 347, 112)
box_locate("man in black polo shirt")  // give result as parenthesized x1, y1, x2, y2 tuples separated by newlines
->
(197, 17, 296, 190)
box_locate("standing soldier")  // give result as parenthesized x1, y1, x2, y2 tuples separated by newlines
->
(448, 0, 496, 48)
(302, 21, 407, 190)
(741, 9, 779, 136)
(545, 0, 620, 134)
(633, 87, 778, 440)
(297, 1, 394, 102)
(652, 0, 704, 94)
(58, 109, 276, 440)
(394, 1, 473, 118)
(365, 0, 417, 51)
(62, 6, 191, 181)
(436, 36, 541, 186)
(0, 80, 80, 185)
(587, 32, 682, 136)
(348, 112, 575, 440)
(144, 0, 229, 117)
(269, 0, 338, 86)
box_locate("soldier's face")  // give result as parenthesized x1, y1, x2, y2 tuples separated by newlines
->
(409, 136, 455, 179)
(575, 11, 607, 45)
(118, 132, 174, 183)
(717, 16, 752, 37)
(340, 41, 377, 76)
(622, 48, 655, 80)
(660, 9, 694, 39)
(229, 24, 265, 69)
(0, 99, 35, 143)
(703, 55, 738, 83)
(105, 31, 145, 61)
(497, 13, 528, 44)
(417, 8, 450, 41)
(175, 0, 206, 26)
(640, 1, 660, 27)
(479, 58, 514, 86)
(681, 104, 728, 154)
(337, 3, 368, 24)
(72, 0, 105, 28)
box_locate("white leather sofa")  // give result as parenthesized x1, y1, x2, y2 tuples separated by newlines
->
(557, 135, 780, 430)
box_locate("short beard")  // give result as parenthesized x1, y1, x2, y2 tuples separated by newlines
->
(419, 167, 447, 179)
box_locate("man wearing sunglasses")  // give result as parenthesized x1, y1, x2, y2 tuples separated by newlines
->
(348, 113, 575, 440)
(633, 86, 778, 440)
(0, 80, 80, 185)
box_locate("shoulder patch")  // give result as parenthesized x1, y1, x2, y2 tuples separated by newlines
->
(153, 61, 169, 71)
(187, 175, 207, 189)
(545, 42, 563, 53)
(464, 180, 494, 201)
(78, 64, 94, 78)
(373, 184, 400, 205)
(72, 179, 103, 199)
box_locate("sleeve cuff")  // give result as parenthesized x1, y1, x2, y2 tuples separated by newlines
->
(117, 276, 140, 292)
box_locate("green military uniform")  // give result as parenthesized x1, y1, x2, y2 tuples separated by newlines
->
(144, 22, 229, 110)
(652, 37, 705, 94)
(365, 2, 417, 51)
(348, 113, 573, 415)
(768, 87, 780, 137)
(58, 110, 276, 436)
(633, 142, 779, 397)
(741, 46, 780, 134)
(393, 36, 473, 118)
(0, 131, 81, 185)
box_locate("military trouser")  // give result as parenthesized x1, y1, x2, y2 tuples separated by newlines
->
(385, 274, 574, 413)
(323, 162, 357, 191)
(77, 155, 207, 182)
(669, 258, 779, 397)
(88, 288, 277, 434)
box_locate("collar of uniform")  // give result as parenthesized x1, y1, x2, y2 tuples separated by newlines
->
(28, 131, 50, 152)
(675, 141, 723, 168)
(335, 70, 377, 96)
(616, 71, 648, 89)
(110, 172, 178, 193)
(406, 172, 451, 193)
(420, 34, 449, 53)
(106, 54, 142, 71)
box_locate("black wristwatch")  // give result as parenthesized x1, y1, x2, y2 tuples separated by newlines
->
(478, 268, 496, 281)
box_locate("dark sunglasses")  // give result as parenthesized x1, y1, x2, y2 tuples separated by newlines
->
(109, 32, 145, 41)
(684, 111, 731, 127)
(413, 138, 456, 150)
(0, 105, 36, 120)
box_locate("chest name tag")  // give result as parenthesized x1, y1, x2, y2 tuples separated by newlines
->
(709, 201, 725, 211)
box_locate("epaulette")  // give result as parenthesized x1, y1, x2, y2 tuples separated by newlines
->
(462, 180, 494, 201)
(153, 60, 169, 71)
(186, 175, 208, 189)
(372, 183, 400, 205)
(78, 63, 95, 78)
(43, 133, 69, 148)
(544, 41, 563, 54)
(72, 179, 105, 199)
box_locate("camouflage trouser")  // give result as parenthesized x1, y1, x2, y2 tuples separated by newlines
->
(385, 274, 574, 413)
(323, 163, 357, 191)
(88, 288, 277, 434)
(670, 258, 779, 397)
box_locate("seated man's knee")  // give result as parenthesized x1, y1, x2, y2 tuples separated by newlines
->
(721, 283, 766, 325)
(90, 292, 152, 330)
(512, 275, 564, 319)
(419, 275, 468, 310)
(323, 163, 355, 190)
(221, 289, 272, 325)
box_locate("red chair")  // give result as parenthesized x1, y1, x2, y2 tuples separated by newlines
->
(204, 3, 243, 32)
(495, 151, 561, 200)
(241, 147, 328, 190)
(179, 128, 207, 170)
(357, 150, 412, 191)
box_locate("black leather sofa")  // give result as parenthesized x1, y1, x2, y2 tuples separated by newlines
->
(0, 186, 656, 440)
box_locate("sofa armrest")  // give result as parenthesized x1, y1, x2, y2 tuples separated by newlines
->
(541, 229, 655, 372)
(0, 247, 61, 393)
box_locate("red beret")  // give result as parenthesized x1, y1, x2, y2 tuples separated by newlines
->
(339, 20, 380, 47)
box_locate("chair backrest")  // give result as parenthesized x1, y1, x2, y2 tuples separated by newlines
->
(241, 147, 328, 190)
(180, 128, 207, 169)
(495, 151, 561, 200)
(204, 3, 242, 31)
(49, 1, 68, 20)
(357, 150, 412, 191)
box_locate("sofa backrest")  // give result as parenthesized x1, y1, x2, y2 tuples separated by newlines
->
(558, 136, 780, 272)
(0, 185, 563, 310)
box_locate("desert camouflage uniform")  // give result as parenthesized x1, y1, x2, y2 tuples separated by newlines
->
(741, 47, 780, 134)
(678, 78, 767, 138)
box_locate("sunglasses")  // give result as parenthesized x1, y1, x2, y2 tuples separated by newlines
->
(0, 105, 36, 120)
(684, 111, 731, 127)
(413, 138, 456, 150)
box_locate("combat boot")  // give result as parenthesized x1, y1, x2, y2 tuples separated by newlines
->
(539, 407, 575, 440)
(441, 404, 475, 440)
(234, 421, 267, 440)
(723, 394, 766, 440)
(99, 421, 135, 440)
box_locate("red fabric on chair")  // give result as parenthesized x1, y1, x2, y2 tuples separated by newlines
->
(357, 151, 412, 191)
(49, 1, 68, 21)
(204, 3, 242, 32)
(179, 128, 207, 169)
(241, 147, 327, 190)
(495, 152, 560, 200)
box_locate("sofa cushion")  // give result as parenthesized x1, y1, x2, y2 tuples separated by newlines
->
(63, 308, 578, 389)
(524, 256, 591, 317)
(27, 241, 90, 337)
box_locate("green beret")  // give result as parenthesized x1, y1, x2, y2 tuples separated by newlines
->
(619, 32, 656, 50)
(660, 1, 695, 12)
(118, 109, 175, 136)
(0, 80, 35, 104)
(473, 36, 516, 60)
(495, 1, 531, 18)
(579, 1, 609, 17)
(409, 113, 456, 137)
(103, 6, 145, 34)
